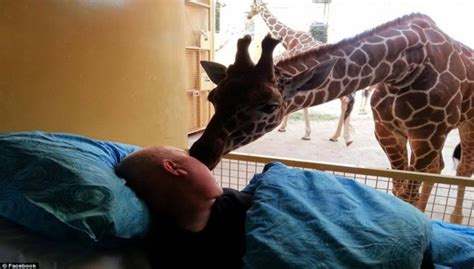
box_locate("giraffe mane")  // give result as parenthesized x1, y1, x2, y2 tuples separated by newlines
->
(276, 13, 436, 69)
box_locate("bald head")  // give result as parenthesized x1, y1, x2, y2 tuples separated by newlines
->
(116, 146, 223, 216)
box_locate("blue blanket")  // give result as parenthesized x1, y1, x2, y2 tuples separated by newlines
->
(432, 221, 474, 268)
(242, 162, 474, 269)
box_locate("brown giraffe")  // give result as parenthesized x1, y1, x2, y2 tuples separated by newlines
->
(246, 0, 355, 144)
(190, 13, 474, 223)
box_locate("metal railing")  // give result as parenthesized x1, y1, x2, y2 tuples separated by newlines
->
(212, 152, 474, 226)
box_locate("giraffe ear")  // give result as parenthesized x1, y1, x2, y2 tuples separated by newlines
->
(201, 61, 227, 85)
(290, 58, 337, 92)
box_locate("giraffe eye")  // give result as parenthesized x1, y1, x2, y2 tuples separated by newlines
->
(258, 103, 279, 114)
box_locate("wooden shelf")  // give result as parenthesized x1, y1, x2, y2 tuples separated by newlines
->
(185, 0, 210, 9)
(185, 46, 210, 51)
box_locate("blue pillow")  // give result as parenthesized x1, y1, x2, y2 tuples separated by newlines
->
(0, 131, 150, 247)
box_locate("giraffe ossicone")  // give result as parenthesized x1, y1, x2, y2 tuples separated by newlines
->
(191, 13, 474, 224)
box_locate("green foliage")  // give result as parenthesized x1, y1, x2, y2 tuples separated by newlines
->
(289, 112, 337, 121)
(309, 22, 328, 43)
(216, 1, 221, 33)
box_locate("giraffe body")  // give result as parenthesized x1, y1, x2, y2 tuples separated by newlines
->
(247, 0, 355, 143)
(191, 14, 474, 223)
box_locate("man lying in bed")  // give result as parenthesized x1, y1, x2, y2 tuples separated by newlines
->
(116, 146, 434, 269)
(116, 146, 252, 268)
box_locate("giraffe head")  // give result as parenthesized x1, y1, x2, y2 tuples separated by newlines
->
(190, 34, 337, 169)
(246, 0, 264, 20)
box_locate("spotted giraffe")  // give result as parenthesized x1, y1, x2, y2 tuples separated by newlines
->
(191, 13, 474, 223)
(246, 0, 355, 144)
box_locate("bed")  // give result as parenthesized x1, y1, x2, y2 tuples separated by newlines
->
(1, 132, 473, 268)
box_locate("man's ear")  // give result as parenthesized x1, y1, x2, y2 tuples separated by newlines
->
(162, 159, 188, 177)
(201, 61, 227, 84)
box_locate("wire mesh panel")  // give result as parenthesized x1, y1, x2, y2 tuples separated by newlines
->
(212, 152, 474, 226)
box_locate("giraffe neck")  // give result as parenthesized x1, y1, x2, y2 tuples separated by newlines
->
(278, 13, 436, 114)
(256, 4, 298, 50)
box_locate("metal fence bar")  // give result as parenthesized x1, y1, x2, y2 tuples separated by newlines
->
(212, 152, 474, 226)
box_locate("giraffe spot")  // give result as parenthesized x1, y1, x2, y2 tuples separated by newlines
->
(411, 65, 438, 90)
(349, 49, 367, 66)
(411, 107, 443, 126)
(425, 29, 446, 44)
(375, 62, 390, 81)
(378, 29, 401, 38)
(446, 93, 462, 125)
(233, 135, 247, 147)
(439, 72, 460, 94)
(428, 87, 449, 107)
(264, 125, 275, 132)
(303, 96, 313, 107)
(256, 122, 267, 133)
(461, 56, 474, 80)
(449, 53, 467, 80)
(329, 49, 344, 57)
(410, 24, 427, 42)
(333, 59, 346, 79)
(363, 35, 384, 44)
(361, 43, 386, 68)
(348, 63, 360, 78)
(405, 117, 428, 128)
(341, 45, 355, 56)
(402, 30, 420, 47)
(393, 98, 414, 120)
(387, 60, 409, 81)
(360, 76, 373, 88)
(280, 29, 287, 37)
(345, 80, 359, 95)
(403, 91, 429, 109)
(405, 44, 425, 65)
(286, 104, 298, 113)
(428, 42, 452, 72)
(274, 24, 282, 31)
(242, 123, 255, 134)
(414, 152, 439, 171)
(301, 36, 312, 43)
(407, 123, 436, 140)
(314, 90, 327, 105)
(327, 81, 341, 101)
(294, 95, 305, 105)
(374, 96, 395, 121)
(361, 65, 372, 77)
(427, 109, 445, 122)
(412, 19, 431, 29)
(386, 37, 408, 62)
(452, 42, 461, 52)
(268, 18, 276, 25)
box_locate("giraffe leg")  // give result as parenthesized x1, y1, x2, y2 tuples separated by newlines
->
(301, 108, 311, 140)
(329, 98, 346, 142)
(359, 89, 370, 114)
(450, 123, 474, 224)
(278, 115, 289, 132)
(343, 94, 355, 146)
(374, 122, 408, 197)
(405, 135, 447, 211)
(342, 113, 352, 146)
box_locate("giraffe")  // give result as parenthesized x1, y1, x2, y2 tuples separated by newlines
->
(246, 0, 355, 144)
(190, 13, 474, 224)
